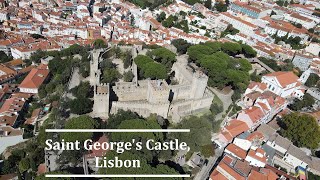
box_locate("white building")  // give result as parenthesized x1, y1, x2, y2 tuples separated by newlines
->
(305, 43, 320, 56)
(0, 126, 25, 154)
(245, 148, 267, 167)
(284, 145, 309, 169)
(218, 12, 258, 36)
(284, 13, 316, 29)
(261, 71, 302, 98)
(292, 53, 315, 71)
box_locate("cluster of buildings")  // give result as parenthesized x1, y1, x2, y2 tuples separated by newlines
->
(216, 71, 303, 147)
(0, 61, 49, 154)
(0, 0, 318, 62)
(211, 122, 320, 180)
(212, 70, 320, 179)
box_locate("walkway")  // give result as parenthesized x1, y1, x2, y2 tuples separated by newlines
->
(248, 58, 275, 72)
(68, 67, 81, 90)
(209, 87, 233, 120)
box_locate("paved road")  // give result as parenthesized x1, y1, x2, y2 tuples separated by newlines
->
(193, 149, 223, 180)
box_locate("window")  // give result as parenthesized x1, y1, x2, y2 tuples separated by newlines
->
(272, 87, 275, 91)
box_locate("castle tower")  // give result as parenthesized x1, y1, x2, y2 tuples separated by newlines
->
(147, 80, 170, 104)
(93, 83, 110, 119)
(190, 70, 208, 99)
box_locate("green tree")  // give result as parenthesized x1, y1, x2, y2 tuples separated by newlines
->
(19, 158, 30, 172)
(134, 55, 168, 79)
(241, 44, 257, 58)
(147, 47, 176, 70)
(187, 44, 215, 62)
(79, 61, 90, 78)
(205, 0, 212, 9)
(305, 73, 319, 87)
(70, 81, 92, 98)
(143, 62, 168, 79)
(215, 2, 227, 12)
(221, 42, 242, 56)
(173, 20, 189, 33)
(231, 89, 241, 102)
(289, 93, 315, 111)
(30, 49, 46, 63)
(280, 113, 320, 149)
(93, 39, 107, 49)
(157, 12, 166, 22)
(134, 55, 153, 69)
(99, 151, 181, 179)
(162, 15, 175, 28)
(123, 71, 134, 82)
(221, 24, 239, 37)
(250, 70, 262, 82)
(0, 50, 13, 63)
(238, 58, 252, 71)
(210, 103, 223, 115)
(171, 39, 191, 54)
(181, 0, 201, 5)
(107, 109, 140, 129)
(203, 41, 221, 52)
(62, 115, 97, 142)
(308, 171, 320, 180)
(200, 144, 215, 158)
(171, 116, 212, 152)
(123, 52, 132, 69)
(111, 119, 163, 142)
(258, 57, 280, 71)
(69, 98, 93, 115)
(102, 68, 121, 84)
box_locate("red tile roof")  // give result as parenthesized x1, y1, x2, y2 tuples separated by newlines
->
(248, 168, 278, 180)
(0, 114, 18, 127)
(217, 161, 246, 180)
(24, 108, 41, 125)
(0, 97, 25, 114)
(210, 169, 228, 180)
(244, 107, 265, 123)
(246, 131, 264, 142)
(264, 71, 299, 88)
(225, 119, 250, 137)
(19, 67, 49, 90)
(247, 148, 267, 163)
(226, 143, 247, 160)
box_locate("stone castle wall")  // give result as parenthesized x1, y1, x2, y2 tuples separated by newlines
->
(170, 84, 192, 101)
(169, 89, 214, 123)
(113, 81, 148, 101)
(111, 101, 170, 118)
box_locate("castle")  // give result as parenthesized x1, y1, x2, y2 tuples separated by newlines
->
(90, 46, 214, 123)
